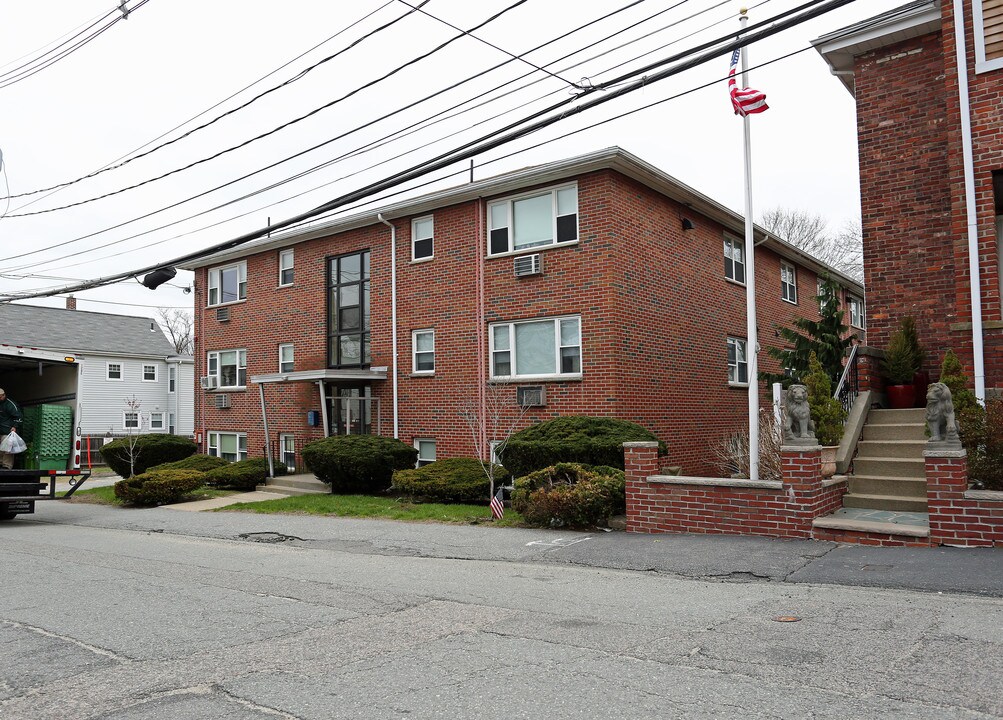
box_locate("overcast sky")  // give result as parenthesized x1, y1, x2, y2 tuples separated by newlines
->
(0, 0, 903, 319)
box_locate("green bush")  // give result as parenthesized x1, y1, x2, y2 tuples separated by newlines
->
(803, 351, 846, 446)
(883, 319, 919, 385)
(303, 435, 418, 493)
(392, 458, 507, 503)
(503, 416, 665, 478)
(966, 396, 1003, 491)
(512, 463, 625, 528)
(148, 454, 230, 474)
(100, 434, 197, 478)
(113, 469, 205, 506)
(201, 458, 271, 490)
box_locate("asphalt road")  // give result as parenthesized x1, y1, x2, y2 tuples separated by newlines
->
(1, 503, 1002, 719)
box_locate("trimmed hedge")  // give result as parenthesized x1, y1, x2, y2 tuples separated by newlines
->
(114, 469, 205, 506)
(503, 416, 665, 477)
(512, 463, 625, 528)
(303, 435, 418, 493)
(392, 458, 508, 503)
(148, 454, 230, 474)
(101, 434, 197, 478)
(203, 458, 284, 490)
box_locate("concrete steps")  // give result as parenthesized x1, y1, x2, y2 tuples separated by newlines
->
(256, 473, 329, 497)
(842, 408, 928, 513)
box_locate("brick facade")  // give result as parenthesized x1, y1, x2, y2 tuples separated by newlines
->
(926, 451, 1003, 547)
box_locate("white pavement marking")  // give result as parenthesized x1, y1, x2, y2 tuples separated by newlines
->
(525, 536, 592, 547)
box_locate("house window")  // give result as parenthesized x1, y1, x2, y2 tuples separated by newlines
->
(724, 236, 745, 283)
(107, 363, 123, 381)
(412, 330, 435, 374)
(149, 412, 164, 430)
(168, 412, 176, 434)
(207, 349, 247, 388)
(143, 364, 158, 382)
(208, 432, 247, 462)
(414, 438, 436, 467)
(974, 0, 1003, 72)
(328, 250, 370, 367)
(490, 440, 503, 466)
(279, 344, 294, 373)
(280, 434, 296, 471)
(727, 337, 749, 385)
(168, 366, 176, 393)
(848, 295, 865, 329)
(208, 261, 247, 306)
(487, 184, 578, 255)
(279, 249, 294, 286)
(780, 262, 797, 304)
(412, 216, 434, 261)
(123, 412, 140, 430)
(490, 316, 581, 380)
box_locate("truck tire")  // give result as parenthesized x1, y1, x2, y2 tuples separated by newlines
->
(0, 512, 16, 521)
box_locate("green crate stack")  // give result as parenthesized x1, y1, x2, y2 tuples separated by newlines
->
(36, 405, 73, 471)
(21, 405, 40, 446)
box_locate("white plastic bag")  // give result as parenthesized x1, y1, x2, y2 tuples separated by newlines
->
(0, 431, 26, 454)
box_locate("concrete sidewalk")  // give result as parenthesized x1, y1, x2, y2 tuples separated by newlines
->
(165, 490, 289, 512)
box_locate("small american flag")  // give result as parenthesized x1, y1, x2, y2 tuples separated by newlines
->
(728, 48, 768, 116)
(490, 487, 505, 520)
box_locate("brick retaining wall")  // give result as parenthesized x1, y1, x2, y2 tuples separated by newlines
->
(926, 450, 1003, 548)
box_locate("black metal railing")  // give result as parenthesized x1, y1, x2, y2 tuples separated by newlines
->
(833, 343, 860, 419)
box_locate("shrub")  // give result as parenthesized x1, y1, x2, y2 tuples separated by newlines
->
(114, 469, 205, 506)
(148, 454, 230, 474)
(392, 458, 507, 503)
(966, 396, 1003, 491)
(101, 434, 197, 478)
(511, 463, 625, 528)
(883, 320, 919, 385)
(503, 416, 665, 478)
(710, 408, 783, 481)
(803, 351, 846, 446)
(202, 458, 279, 490)
(302, 435, 418, 493)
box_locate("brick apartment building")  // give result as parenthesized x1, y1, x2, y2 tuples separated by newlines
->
(183, 148, 864, 477)
(815, 0, 1003, 397)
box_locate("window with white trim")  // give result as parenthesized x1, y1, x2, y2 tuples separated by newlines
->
(279, 249, 294, 286)
(168, 366, 176, 393)
(724, 236, 745, 283)
(143, 364, 158, 382)
(150, 412, 164, 430)
(412, 330, 435, 374)
(974, 0, 1003, 72)
(168, 412, 176, 434)
(488, 184, 578, 255)
(207, 349, 247, 389)
(123, 412, 139, 430)
(414, 438, 436, 467)
(280, 434, 296, 471)
(727, 337, 749, 385)
(279, 344, 294, 373)
(208, 432, 247, 462)
(848, 294, 865, 329)
(780, 262, 797, 304)
(107, 363, 123, 381)
(208, 261, 247, 306)
(412, 216, 434, 261)
(490, 316, 581, 380)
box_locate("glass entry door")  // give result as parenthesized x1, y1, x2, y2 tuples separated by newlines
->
(327, 384, 372, 435)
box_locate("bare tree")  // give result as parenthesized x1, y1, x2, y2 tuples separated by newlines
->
(122, 396, 145, 478)
(459, 383, 531, 502)
(760, 207, 863, 284)
(157, 308, 194, 355)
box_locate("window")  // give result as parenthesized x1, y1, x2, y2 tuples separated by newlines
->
(974, 0, 1003, 72)
(488, 184, 578, 255)
(123, 412, 139, 430)
(328, 251, 370, 367)
(208, 432, 247, 462)
(490, 440, 503, 466)
(150, 412, 164, 430)
(780, 262, 797, 304)
(412, 330, 435, 374)
(280, 434, 296, 472)
(168, 366, 177, 393)
(168, 412, 176, 434)
(107, 363, 123, 381)
(279, 249, 294, 286)
(208, 261, 247, 306)
(279, 344, 294, 373)
(143, 364, 158, 382)
(490, 316, 581, 379)
(207, 349, 247, 388)
(414, 438, 436, 467)
(724, 236, 745, 283)
(727, 337, 749, 385)
(412, 216, 434, 261)
(848, 295, 865, 329)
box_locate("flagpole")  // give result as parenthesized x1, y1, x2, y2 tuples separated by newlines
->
(740, 8, 760, 482)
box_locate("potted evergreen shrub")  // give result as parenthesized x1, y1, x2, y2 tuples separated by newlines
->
(803, 351, 847, 476)
(882, 320, 919, 408)
(899, 316, 928, 408)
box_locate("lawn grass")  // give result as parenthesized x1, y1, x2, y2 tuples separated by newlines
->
(63, 485, 239, 505)
(220, 493, 525, 526)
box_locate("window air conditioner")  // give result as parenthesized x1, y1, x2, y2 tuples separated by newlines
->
(517, 385, 546, 407)
(513, 253, 542, 277)
(214, 394, 231, 409)
(200, 376, 219, 390)
(216, 307, 230, 322)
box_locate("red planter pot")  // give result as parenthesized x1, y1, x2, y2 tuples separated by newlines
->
(887, 384, 916, 409)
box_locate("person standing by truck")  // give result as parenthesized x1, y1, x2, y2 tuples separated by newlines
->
(0, 388, 23, 469)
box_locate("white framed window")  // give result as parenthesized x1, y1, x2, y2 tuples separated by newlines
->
(412, 216, 434, 261)
(280, 434, 296, 472)
(848, 294, 865, 329)
(207, 349, 247, 389)
(488, 183, 578, 255)
(727, 337, 749, 385)
(123, 412, 140, 430)
(279, 344, 294, 373)
(106, 363, 123, 381)
(490, 316, 581, 380)
(279, 249, 294, 286)
(208, 261, 247, 306)
(490, 440, 503, 466)
(149, 412, 164, 430)
(974, 0, 1003, 73)
(142, 364, 158, 382)
(780, 262, 797, 304)
(414, 438, 436, 467)
(724, 236, 746, 284)
(168, 366, 177, 393)
(412, 330, 435, 374)
(168, 412, 176, 434)
(208, 432, 247, 462)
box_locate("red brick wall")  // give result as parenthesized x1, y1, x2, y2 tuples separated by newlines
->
(926, 452, 1003, 547)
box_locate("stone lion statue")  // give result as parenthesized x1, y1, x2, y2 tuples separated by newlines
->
(926, 382, 960, 443)
(784, 384, 816, 442)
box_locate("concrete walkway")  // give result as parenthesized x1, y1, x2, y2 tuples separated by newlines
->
(165, 490, 289, 512)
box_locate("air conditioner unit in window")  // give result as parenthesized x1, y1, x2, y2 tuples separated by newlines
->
(513, 253, 542, 277)
(517, 385, 546, 407)
(200, 376, 219, 390)
(216, 307, 230, 322)
(214, 394, 231, 409)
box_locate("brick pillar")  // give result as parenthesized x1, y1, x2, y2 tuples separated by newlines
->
(780, 444, 823, 536)
(855, 347, 885, 395)
(925, 449, 975, 546)
(623, 441, 659, 533)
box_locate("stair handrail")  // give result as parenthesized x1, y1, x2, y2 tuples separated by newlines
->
(833, 343, 859, 418)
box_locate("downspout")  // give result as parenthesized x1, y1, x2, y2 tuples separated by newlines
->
(953, 0, 987, 403)
(477, 199, 487, 458)
(378, 213, 400, 437)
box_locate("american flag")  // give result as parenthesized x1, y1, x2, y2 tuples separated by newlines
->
(728, 48, 768, 116)
(490, 487, 505, 520)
